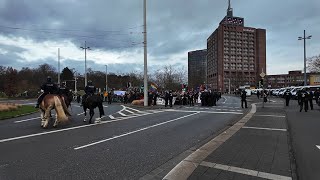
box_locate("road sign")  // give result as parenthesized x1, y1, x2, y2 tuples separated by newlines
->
(260, 72, 266, 78)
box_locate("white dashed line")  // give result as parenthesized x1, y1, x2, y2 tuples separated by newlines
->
(77, 112, 85, 116)
(316, 145, 320, 150)
(118, 112, 127, 116)
(109, 115, 115, 119)
(14, 117, 40, 123)
(74, 112, 200, 150)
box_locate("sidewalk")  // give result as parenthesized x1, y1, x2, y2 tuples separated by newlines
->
(164, 97, 297, 180)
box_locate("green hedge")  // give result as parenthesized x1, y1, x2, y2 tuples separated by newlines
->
(0, 105, 38, 120)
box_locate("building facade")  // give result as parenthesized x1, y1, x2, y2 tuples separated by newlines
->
(266, 70, 320, 88)
(207, 0, 266, 92)
(188, 49, 207, 89)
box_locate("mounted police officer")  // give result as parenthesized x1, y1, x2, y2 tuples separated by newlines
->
(35, 76, 58, 108)
(284, 89, 292, 106)
(81, 80, 96, 106)
(58, 82, 69, 96)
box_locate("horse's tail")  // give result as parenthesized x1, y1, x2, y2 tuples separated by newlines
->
(61, 96, 72, 116)
(54, 96, 69, 123)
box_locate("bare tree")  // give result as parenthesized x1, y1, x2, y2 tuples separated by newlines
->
(307, 55, 320, 73)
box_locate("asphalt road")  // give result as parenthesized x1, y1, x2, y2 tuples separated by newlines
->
(0, 96, 245, 179)
(285, 100, 320, 180)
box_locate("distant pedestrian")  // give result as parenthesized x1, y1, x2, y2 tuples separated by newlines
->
(306, 88, 314, 110)
(284, 89, 292, 106)
(257, 90, 260, 99)
(298, 89, 308, 112)
(241, 90, 247, 108)
(314, 88, 320, 105)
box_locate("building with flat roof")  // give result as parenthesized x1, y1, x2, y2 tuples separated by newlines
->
(188, 49, 207, 89)
(207, 0, 266, 92)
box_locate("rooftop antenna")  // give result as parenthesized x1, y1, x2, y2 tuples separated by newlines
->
(227, 0, 233, 17)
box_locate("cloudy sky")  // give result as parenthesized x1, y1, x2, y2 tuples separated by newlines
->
(0, 0, 319, 75)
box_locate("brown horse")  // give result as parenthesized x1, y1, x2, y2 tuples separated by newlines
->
(39, 94, 71, 128)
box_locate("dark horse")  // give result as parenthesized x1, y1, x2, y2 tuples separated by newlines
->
(83, 94, 105, 124)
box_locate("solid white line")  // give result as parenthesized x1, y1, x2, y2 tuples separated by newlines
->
(242, 126, 287, 131)
(316, 145, 320, 150)
(109, 115, 115, 119)
(255, 115, 285, 118)
(14, 117, 40, 123)
(74, 112, 200, 150)
(200, 161, 292, 180)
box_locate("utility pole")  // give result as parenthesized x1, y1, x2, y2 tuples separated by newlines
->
(143, 0, 148, 106)
(80, 41, 91, 87)
(105, 65, 108, 92)
(58, 48, 60, 85)
(298, 30, 312, 86)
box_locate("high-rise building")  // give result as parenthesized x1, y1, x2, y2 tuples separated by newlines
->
(207, 0, 266, 92)
(188, 49, 207, 89)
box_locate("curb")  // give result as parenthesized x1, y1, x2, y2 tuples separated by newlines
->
(162, 104, 257, 180)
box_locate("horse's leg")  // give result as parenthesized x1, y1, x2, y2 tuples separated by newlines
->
(89, 108, 94, 124)
(83, 106, 87, 122)
(43, 106, 52, 128)
(40, 109, 45, 127)
(53, 114, 58, 128)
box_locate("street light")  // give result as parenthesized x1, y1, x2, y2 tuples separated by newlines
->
(105, 65, 108, 92)
(298, 30, 312, 86)
(80, 41, 91, 87)
(143, 0, 148, 106)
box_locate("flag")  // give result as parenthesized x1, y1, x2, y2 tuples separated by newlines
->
(150, 82, 158, 91)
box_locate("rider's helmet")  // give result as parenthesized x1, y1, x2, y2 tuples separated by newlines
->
(88, 80, 93, 86)
(47, 76, 52, 83)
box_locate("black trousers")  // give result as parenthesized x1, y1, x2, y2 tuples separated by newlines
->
(309, 99, 313, 110)
(241, 100, 247, 108)
(285, 98, 290, 106)
(300, 100, 308, 112)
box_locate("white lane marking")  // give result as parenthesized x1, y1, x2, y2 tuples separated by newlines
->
(103, 105, 108, 108)
(124, 109, 134, 114)
(14, 117, 40, 123)
(123, 106, 145, 113)
(163, 109, 243, 114)
(74, 112, 200, 150)
(200, 161, 292, 180)
(242, 126, 287, 132)
(316, 145, 320, 150)
(109, 115, 115, 119)
(73, 105, 81, 107)
(222, 97, 227, 104)
(118, 112, 127, 116)
(77, 112, 85, 116)
(255, 115, 285, 118)
(0, 109, 167, 144)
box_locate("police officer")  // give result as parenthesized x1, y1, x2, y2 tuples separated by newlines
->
(241, 90, 248, 108)
(35, 76, 58, 108)
(298, 88, 308, 112)
(314, 88, 320, 105)
(82, 80, 96, 106)
(284, 89, 292, 106)
(306, 88, 314, 110)
(58, 82, 69, 96)
(169, 90, 173, 107)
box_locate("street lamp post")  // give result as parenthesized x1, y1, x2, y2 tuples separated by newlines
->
(298, 30, 312, 86)
(143, 0, 148, 106)
(105, 65, 108, 92)
(80, 41, 91, 87)
(58, 48, 60, 85)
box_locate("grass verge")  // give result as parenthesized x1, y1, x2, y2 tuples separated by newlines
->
(0, 105, 37, 120)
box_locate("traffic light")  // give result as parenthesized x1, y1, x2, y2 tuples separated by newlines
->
(259, 79, 264, 88)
